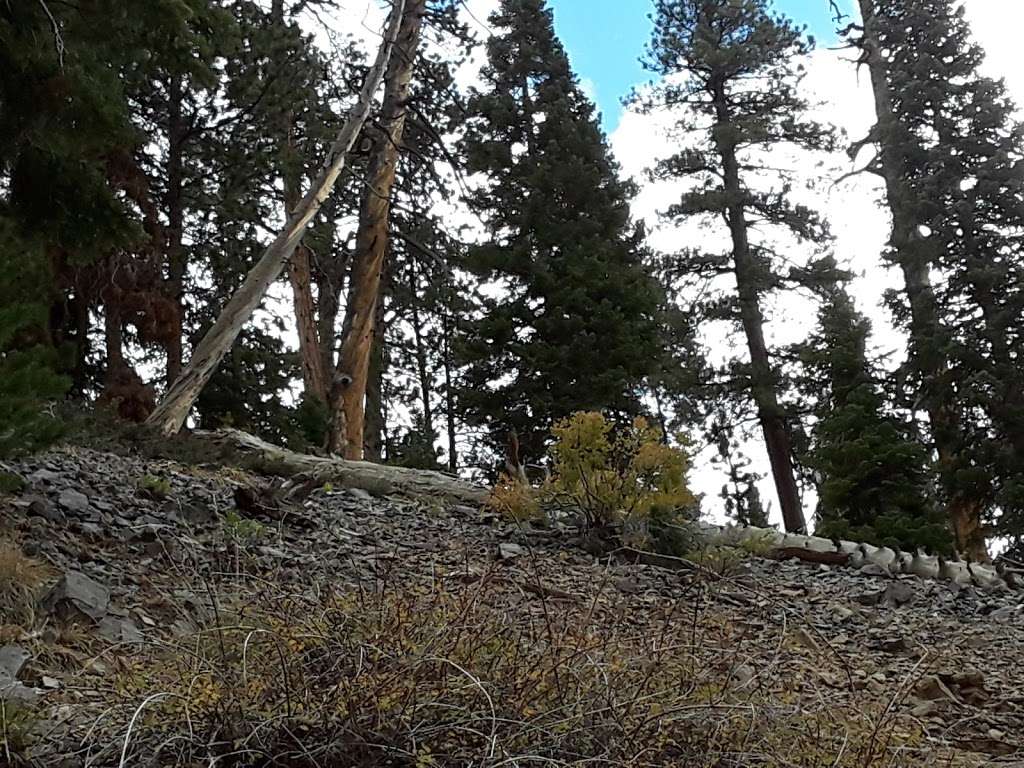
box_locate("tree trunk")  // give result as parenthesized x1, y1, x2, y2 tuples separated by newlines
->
(710, 82, 806, 534)
(442, 312, 458, 473)
(408, 264, 434, 438)
(329, 0, 426, 458)
(165, 76, 186, 387)
(288, 243, 330, 403)
(855, 0, 987, 559)
(144, 0, 406, 436)
(190, 427, 487, 506)
(363, 296, 388, 461)
(273, 1, 330, 405)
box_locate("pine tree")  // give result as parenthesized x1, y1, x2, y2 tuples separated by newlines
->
(848, 0, 1024, 559)
(640, 0, 837, 533)
(0, 0, 144, 452)
(795, 259, 951, 553)
(458, 0, 663, 467)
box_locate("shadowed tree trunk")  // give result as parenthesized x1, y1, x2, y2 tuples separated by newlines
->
(328, 0, 426, 457)
(442, 311, 458, 473)
(363, 294, 388, 461)
(273, 0, 330, 405)
(855, 0, 987, 560)
(144, 0, 406, 436)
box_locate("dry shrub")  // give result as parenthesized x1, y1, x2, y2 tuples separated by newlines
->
(45, 574, 932, 768)
(0, 538, 49, 628)
(486, 472, 542, 521)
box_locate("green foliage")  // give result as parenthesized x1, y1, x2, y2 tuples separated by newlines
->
(0, 471, 26, 495)
(137, 474, 171, 500)
(223, 509, 265, 543)
(0, 222, 70, 458)
(457, 0, 664, 465)
(852, 1, 1024, 552)
(546, 412, 695, 528)
(796, 263, 952, 554)
(291, 395, 331, 451)
(387, 412, 444, 471)
(487, 411, 695, 532)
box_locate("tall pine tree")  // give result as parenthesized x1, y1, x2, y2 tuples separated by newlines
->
(640, 0, 837, 532)
(848, 0, 1024, 558)
(458, 0, 663, 467)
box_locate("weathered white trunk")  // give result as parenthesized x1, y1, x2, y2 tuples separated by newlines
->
(145, 0, 408, 436)
(193, 428, 488, 506)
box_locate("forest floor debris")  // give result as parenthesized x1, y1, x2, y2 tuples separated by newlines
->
(1, 444, 1023, 766)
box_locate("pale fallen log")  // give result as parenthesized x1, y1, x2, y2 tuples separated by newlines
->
(686, 522, 1021, 591)
(191, 428, 488, 507)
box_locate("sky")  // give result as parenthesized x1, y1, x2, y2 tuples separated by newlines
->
(549, 0, 855, 133)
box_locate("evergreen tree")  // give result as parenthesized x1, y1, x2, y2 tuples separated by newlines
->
(458, 0, 663, 467)
(0, 0, 144, 452)
(849, 0, 1024, 558)
(795, 259, 951, 553)
(640, 0, 837, 533)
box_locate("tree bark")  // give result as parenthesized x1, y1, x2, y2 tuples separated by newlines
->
(144, 0, 406, 436)
(710, 81, 806, 534)
(363, 295, 388, 461)
(273, 1, 330, 405)
(191, 427, 487, 506)
(442, 311, 458, 473)
(329, 0, 426, 458)
(855, 0, 987, 560)
(408, 264, 434, 438)
(165, 76, 187, 387)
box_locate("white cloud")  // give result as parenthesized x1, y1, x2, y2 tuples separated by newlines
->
(579, 76, 599, 102)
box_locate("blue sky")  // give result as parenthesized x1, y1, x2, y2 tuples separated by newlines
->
(548, 0, 856, 133)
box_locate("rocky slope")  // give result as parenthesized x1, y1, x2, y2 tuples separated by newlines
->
(2, 444, 1024, 766)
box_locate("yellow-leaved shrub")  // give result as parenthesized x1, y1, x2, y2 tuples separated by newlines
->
(487, 411, 695, 531)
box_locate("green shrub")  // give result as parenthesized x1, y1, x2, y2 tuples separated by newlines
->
(223, 509, 265, 542)
(0, 471, 26, 495)
(137, 474, 171, 500)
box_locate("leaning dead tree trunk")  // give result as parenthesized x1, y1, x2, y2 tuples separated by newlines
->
(145, 0, 407, 436)
(193, 428, 487, 506)
(328, 0, 426, 458)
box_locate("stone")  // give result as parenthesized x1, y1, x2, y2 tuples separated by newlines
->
(42, 570, 110, 623)
(915, 675, 960, 704)
(0, 645, 36, 704)
(498, 542, 527, 560)
(615, 577, 643, 594)
(98, 616, 143, 644)
(58, 488, 91, 514)
(0, 645, 29, 681)
(17, 494, 65, 523)
(880, 581, 916, 608)
(346, 487, 373, 502)
(989, 605, 1021, 622)
(858, 564, 892, 578)
(28, 468, 60, 485)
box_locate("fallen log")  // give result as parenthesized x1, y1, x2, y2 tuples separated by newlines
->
(188, 428, 489, 507)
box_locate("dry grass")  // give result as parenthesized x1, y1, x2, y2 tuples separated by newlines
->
(0, 538, 49, 630)
(17, 567, 944, 768)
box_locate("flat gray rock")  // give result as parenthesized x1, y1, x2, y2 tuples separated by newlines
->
(58, 488, 91, 514)
(42, 570, 110, 623)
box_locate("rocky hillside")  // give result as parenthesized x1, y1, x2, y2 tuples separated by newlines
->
(2, 443, 1024, 766)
